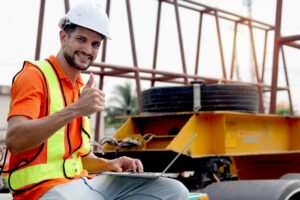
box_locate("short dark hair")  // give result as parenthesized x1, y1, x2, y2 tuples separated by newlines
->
(63, 23, 105, 40)
(63, 23, 78, 37)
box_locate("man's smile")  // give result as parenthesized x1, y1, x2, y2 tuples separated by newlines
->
(75, 50, 93, 63)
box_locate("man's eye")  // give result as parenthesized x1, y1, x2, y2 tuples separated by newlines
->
(93, 42, 100, 48)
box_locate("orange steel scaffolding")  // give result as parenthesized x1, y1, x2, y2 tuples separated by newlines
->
(34, 0, 299, 142)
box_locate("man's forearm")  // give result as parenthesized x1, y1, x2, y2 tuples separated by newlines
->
(82, 153, 111, 172)
(6, 104, 80, 154)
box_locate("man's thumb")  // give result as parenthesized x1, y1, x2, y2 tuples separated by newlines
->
(111, 164, 122, 172)
(84, 73, 94, 89)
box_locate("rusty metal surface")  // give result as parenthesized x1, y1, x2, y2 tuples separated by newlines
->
(34, 0, 45, 61)
(269, 0, 283, 114)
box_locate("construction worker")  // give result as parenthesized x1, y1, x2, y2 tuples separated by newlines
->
(3, 2, 188, 200)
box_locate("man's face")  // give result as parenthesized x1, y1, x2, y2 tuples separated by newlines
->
(63, 26, 102, 70)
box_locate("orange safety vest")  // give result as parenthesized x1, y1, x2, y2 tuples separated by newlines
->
(2, 60, 91, 194)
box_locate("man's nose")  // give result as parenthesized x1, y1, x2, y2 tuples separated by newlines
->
(82, 44, 92, 55)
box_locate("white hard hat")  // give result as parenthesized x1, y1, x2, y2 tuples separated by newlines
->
(58, 2, 110, 39)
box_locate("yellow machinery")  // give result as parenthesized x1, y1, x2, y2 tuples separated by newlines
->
(102, 111, 300, 190)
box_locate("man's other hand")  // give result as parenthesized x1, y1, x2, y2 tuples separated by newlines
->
(107, 156, 144, 173)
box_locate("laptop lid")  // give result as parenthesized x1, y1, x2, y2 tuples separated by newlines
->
(161, 133, 197, 174)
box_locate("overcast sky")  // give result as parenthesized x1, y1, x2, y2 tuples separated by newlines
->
(1, 0, 299, 113)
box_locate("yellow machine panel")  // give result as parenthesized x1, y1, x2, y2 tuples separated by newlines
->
(105, 111, 300, 157)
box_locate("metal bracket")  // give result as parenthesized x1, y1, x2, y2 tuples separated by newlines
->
(191, 80, 205, 113)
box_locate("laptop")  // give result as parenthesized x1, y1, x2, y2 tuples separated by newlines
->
(97, 133, 198, 178)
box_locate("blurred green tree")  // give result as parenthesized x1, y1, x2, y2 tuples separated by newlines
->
(104, 82, 138, 129)
(276, 106, 291, 116)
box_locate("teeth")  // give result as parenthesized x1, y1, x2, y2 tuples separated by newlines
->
(77, 52, 91, 60)
(76, 52, 89, 61)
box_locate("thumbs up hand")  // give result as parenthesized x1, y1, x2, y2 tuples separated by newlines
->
(72, 73, 105, 117)
(84, 72, 95, 89)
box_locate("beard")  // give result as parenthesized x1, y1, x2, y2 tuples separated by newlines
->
(64, 50, 94, 71)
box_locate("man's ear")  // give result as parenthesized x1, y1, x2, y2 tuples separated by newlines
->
(59, 30, 67, 46)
